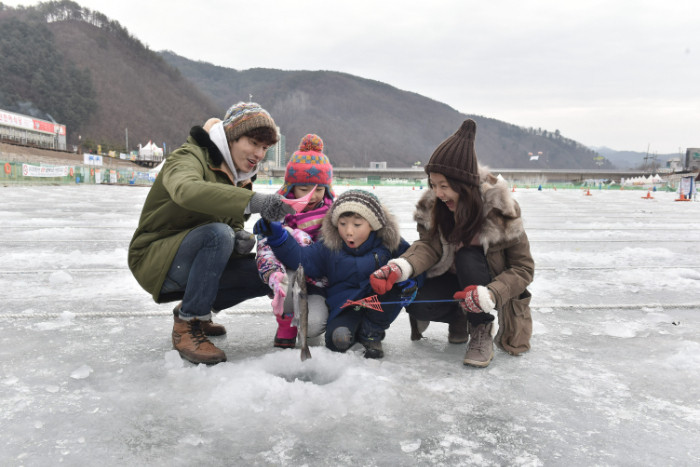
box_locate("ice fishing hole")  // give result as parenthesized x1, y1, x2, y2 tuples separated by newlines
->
(272, 367, 343, 385)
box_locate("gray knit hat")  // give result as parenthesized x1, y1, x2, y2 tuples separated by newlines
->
(329, 190, 387, 230)
(222, 102, 277, 143)
(424, 119, 479, 186)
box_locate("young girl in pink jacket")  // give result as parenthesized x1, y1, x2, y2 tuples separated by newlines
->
(255, 134, 335, 348)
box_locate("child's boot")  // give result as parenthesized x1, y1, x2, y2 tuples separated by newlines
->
(274, 314, 297, 348)
(359, 320, 385, 359)
(360, 338, 384, 359)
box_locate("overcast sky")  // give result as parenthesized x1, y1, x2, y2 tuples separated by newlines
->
(7, 0, 699, 154)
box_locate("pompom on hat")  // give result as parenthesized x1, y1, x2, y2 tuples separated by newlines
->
(222, 102, 278, 143)
(278, 134, 335, 200)
(328, 189, 386, 231)
(424, 119, 480, 187)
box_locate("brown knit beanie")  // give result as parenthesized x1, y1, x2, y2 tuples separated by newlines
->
(424, 119, 479, 186)
(222, 102, 277, 143)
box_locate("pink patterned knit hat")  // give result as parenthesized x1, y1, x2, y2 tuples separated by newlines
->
(278, 134, 335, 200)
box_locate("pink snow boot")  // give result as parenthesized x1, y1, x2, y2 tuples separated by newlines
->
(274, 314, 298, 348)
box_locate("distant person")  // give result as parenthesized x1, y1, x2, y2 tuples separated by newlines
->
(369, 119, 535, 367)
(255, 190, 410, 359)
(128, 102, 295, 365)
(255, 134, 335, 348)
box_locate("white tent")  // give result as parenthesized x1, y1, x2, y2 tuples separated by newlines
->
(139, 141, 164, 159)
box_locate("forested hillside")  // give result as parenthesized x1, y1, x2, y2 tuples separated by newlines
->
(0, 4, 96, 134)
(162, 52, 607, 169)
(0, 1, 218, 153)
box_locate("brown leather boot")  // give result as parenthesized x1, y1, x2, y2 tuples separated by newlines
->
(173, 303, 226, 336)
(448, 311, 468, 344)
(463, 322, 494, 368)
(172, 316, 227, 365)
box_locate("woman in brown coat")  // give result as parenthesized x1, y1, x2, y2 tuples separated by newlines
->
(370, 119, 534, 367)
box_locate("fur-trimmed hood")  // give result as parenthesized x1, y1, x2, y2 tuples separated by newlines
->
(320, 199, 403, 253)
(189, 125, 258, 186)
(190, 126, 224, 166)
(416, 165, 526, 255)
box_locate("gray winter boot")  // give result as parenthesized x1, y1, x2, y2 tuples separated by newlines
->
(360, 339, 384, 359)
(463, 322, 494, 367)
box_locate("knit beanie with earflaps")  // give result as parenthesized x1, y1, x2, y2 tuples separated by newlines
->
(278, 134, 335, 200)
(424, 119, 480, 187)
(329, 189, 386, 231)
(222, 102, 278, 143)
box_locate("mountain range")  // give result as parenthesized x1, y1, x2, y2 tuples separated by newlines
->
(0, 1, 674, 170)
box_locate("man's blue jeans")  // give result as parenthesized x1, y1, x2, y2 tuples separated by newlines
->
(160, 223, 269, 320)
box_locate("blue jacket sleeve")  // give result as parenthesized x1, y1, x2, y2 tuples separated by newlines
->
(269, 235, 327, 279)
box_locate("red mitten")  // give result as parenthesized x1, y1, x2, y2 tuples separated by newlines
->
(453, 285, 495, 314)
(370, 263, 402, 295)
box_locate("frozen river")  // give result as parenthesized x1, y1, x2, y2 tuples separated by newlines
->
(1, 184, 699, 466)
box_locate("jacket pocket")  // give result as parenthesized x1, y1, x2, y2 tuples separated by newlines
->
(498, 289, 532, 355)
(513, 289, 532, 316)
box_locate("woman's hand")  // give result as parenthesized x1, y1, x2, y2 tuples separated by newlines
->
(370, 263, 402, 295)
(453, 285, 495, 313)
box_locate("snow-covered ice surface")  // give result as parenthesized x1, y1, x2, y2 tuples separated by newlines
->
(1, 184, 699, 466)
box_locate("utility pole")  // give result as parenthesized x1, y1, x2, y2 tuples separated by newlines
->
(643, 143, 651, 173)
(125, 128, 129, 153)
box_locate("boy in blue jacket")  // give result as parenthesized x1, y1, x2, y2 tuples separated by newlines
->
(254, 189, 410, 358)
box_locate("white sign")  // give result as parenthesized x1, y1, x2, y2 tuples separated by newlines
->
(83, 153, 103, 166)
(0, 109, 65, 135)
(679, 176, 694, 197)
(0, 110, 33, 129)
(22, 164, 69, 178)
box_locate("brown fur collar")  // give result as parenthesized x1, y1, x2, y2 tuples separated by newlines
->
(415, 165, 525, 254)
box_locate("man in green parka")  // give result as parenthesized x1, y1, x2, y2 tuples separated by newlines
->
(128, 102, 294, 365)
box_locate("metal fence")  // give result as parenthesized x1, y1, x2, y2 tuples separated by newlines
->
(1, 160, 154, 186)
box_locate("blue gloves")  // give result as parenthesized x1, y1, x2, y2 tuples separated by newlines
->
(253, 218, 288, 247)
